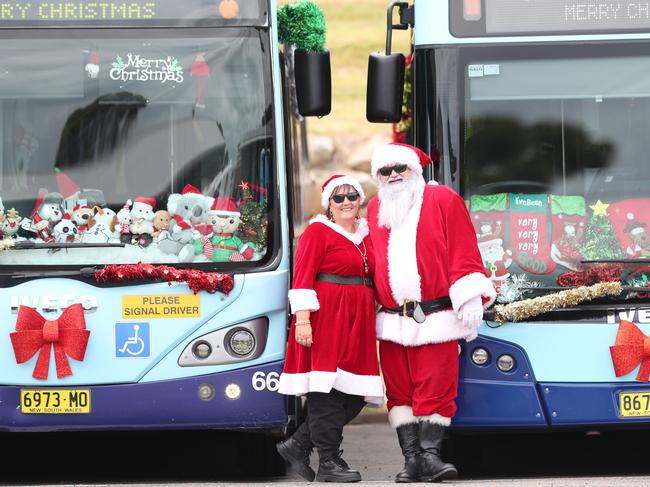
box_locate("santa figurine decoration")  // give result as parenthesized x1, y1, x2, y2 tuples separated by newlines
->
(85, 51, 100, 79)
(191, 53, 210, 109)
(129, 196, 156, 247)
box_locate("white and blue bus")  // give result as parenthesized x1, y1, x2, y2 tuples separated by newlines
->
(368, 1, 650, 430)
(0, 0, 326, 467)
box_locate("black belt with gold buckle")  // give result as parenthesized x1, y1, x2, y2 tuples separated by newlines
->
(380, 296, 453, 318)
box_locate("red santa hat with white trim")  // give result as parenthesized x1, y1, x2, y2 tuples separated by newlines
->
(132, 197, 156, 212)
(371, 142, 434, 179)
(320, 174, 366, 209)
(208, 196, 240, 217)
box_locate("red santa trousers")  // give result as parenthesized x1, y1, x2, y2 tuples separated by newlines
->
(379, 339, 458, 418)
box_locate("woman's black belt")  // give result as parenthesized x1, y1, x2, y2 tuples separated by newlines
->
(316, 272, 374, 288)
(380, 296, 453, 317)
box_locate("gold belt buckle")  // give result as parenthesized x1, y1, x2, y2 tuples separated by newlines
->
(402, 300, 413, 317)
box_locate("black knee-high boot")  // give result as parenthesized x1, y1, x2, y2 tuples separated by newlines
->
(395, 422, 420, 483)
(418, 421, 458, 482)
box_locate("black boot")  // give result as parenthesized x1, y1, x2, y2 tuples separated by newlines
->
(316, 450, 361, 482)
(395, 423, 420, 483)
(418, 421, 458, 482)
(276, 436, 315, 481)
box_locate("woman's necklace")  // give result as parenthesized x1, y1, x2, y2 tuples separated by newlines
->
(354, 241, 369, 274)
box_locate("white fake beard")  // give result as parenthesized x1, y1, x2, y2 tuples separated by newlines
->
(377, 173, 425, 229)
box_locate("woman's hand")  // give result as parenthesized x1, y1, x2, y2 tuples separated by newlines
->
(295, 322, 313, 347)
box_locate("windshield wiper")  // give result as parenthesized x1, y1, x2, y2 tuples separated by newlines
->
(11, 241, 125, 250)
(9, 266, 99, 279)
(581, 259, 650, 264)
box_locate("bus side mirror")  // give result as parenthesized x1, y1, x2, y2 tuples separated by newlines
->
(366, 52, 405, 123)
(294, 48, 332, 117)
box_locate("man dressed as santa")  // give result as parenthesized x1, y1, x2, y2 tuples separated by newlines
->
(367, 143, 496, 483)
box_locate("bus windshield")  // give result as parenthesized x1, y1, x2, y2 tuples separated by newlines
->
(458, 43, 650, 293)
(0, 28, 274, 268)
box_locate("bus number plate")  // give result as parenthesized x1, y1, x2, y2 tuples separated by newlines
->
(20, 389, 91, 414)
(619, 391, 650, 417)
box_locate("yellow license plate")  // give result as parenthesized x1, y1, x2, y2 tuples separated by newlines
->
(619, 391, 650, 417)
(20, 389, 91, 414)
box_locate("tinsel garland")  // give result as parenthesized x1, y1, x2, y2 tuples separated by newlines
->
(95, 264, 234, 295)
(496, 274, 542, 304)
(277, 1, 327, 52)
(557, 263, 625, 287)
(492, 281, 623, 323)
(0, 238, 15, 254)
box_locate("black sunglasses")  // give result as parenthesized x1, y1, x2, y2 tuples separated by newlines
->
(330, 192, 360, 204)
(378, 164, 409, 177)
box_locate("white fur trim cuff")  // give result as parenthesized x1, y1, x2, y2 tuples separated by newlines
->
(277, 368, 384, 406)
(310, 215, 369, 245)
(389, 405, 417, 428)
(377, 309, 478, 346)
(371, 144, 423, 179)
(418, 413, 452, 427)
(449, 272, 497, 312)
(288, 289, 320, 313)
(321, 175, 366, 209)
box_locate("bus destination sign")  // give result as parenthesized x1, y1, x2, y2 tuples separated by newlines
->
(0, 0, 262, 22)
(451, 0, 650, 37)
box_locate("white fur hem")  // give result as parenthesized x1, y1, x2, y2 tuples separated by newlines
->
(377, 309, 478, 346)
(388, 405, 417, 428)
(371, 144, 423, 178)
(418, 413, 451, 427)
(320, 175, 366, 209)
(288, 289, 320, 313)
(277, 368, 385, 406)
(310, 215, 369, 245)
(449, 272, 496, 312)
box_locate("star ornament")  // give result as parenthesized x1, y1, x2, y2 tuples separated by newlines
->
(589, 200, 610, 216)
(238, 181, 250, 191)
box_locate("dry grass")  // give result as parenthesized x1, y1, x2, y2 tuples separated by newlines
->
(277, 0, 411, 137)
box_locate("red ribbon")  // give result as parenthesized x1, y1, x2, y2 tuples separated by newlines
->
(610, 320, 650, 381)
(9, 303, 90, 380)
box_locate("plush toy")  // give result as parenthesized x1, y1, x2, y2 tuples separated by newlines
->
(83, 206, 117, 243)
(1, 208, 21, 238)
(129, 196, 156, 247)
(158, 184, 214, 262)
(152, 210, 171, 240)
(31, 191, 63, 242)
(17, 217, 38, 239)
(189, 196, 254, 262)
(112, 200, 132, 244)
(72, 204, 93, 233)
(52, 213, 79, 243)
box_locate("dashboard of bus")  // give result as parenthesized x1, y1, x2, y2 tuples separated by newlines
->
(0, 27, 277, 270)
(428, 41, 650, 310)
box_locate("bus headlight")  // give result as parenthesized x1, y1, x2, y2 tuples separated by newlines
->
(497, 354, 516, 372)
(471, 347, 489, 366)
(197, 383, 215, 401)
(192, 341, 212, 359)
(225, 383, 241, 400)
(228, 329, 255, 356)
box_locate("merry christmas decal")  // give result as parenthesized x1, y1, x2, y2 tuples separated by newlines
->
(110, 53, 184, 84)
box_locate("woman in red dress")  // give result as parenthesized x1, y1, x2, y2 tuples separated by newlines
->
(277, 174, 383, 483)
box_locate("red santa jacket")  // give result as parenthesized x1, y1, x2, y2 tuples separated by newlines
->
(367, 182, 496, 346)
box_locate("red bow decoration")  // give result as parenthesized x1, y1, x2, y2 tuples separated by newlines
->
(9, 303, 90, 380)
(610, 320, 650, 381)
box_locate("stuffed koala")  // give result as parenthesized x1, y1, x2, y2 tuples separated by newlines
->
(158, 184, 214, 261)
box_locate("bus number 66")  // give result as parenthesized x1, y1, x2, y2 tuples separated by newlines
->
(252, 371, 280, 391)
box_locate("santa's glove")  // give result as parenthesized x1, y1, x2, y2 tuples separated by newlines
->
(458, 296, 484, 329)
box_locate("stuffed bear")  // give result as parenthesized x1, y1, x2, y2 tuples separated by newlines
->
(1, 208, 20, 238)
(129, 197, 156, 247)
(158, 184, 214, 261)
(189, 196, 254, 262)
(152, 210, 171, 240)
(52, 213, 79, 243)
(111, 200, 132, 244)
(31, 191, 63, 242)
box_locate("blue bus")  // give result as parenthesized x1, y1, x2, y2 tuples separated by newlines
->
(0, 0, 325, 469)
(368, 1, 650, 430)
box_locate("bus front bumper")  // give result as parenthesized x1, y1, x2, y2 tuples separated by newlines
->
(0, 361, 287, 432)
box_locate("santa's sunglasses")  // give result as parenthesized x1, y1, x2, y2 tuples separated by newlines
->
(378, 164, 408, 177)
(330, 192, 360, 204)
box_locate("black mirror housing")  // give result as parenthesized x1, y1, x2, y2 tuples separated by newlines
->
(366, 52, 405, 123)
(294, 48, 332, 117)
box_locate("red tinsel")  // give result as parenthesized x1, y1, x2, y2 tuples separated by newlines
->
(95, 264, 234, 295)
(557, 263, 625, 287)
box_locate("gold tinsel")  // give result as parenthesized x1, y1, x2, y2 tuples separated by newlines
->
(0, 238, 15, 254)
(493, 281, 623, 323)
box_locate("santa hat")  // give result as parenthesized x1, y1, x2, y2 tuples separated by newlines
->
(73, 204, 90, 212)
(371, 142, 434, 179)
(208, 196, 240, 216)
(62, 212, 72, 220)
(132, 197, 156, 211)
(320, 174, 366, 209)
(625, 213, 647, 235)
(120, 199, 132, 211)
(181, 184, 201, 195)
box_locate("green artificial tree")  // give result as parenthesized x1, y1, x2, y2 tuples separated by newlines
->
(238, 181, 268, 252)
(277, 1, 326, 52)
(580, 201, 624, 260)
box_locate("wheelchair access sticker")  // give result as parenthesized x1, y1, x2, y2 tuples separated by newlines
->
(115, 322, 150, 358)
